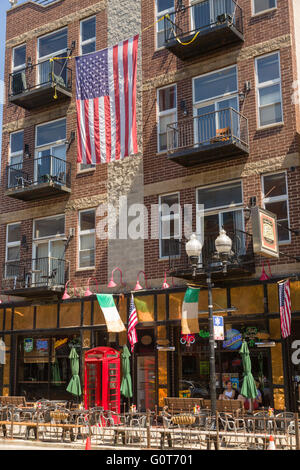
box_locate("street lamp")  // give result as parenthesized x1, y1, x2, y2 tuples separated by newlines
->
(185, 229, 233, 418)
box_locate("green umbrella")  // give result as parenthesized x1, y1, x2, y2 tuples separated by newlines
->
(239, 341, 257, 399)
(66, 347, 82, 397)
(51, 359, 61, 387)
(120, 345, 133, 398)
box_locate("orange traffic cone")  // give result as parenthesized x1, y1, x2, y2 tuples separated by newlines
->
(267, 435, 276, 450)
(85, 436, 92, 450)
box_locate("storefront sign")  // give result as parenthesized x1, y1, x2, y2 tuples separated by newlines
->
(223, 329, 243, 350)
(213, 316, 224, 341)
(251, 207, 279, 259)
(199, 330, 209, 338)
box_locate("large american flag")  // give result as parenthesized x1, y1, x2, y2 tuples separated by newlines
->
(76, 35, 139, 164)
(128, 295, 138, 352)
(278, 279, 292, 338)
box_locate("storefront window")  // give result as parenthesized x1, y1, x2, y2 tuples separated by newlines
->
(17, 335, 81, 401)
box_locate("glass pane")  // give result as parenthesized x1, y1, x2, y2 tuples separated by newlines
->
(34, 216, 65, 239)
(257, 53, 280, 83)
(161, 217, 180, 239)
(7, 223, 21, 243)
(198, 182, 243, 210)
(157, 0, 174, 13)
(80, 233, 95, 250)
(7, 246, 20, 261)
(82, 42, 96, 55)
(265, 201, 288, 220)
(254, 0, 276, 14)
(276, 219, 289, 242)
(196, 104, 216, 143)
(80, 249, 95, 267)
(39, 28, 68, 58)
(259, 84, 281, 106)
(10, 131, 24, 154)
(159, 86, 176, 112)
(259, 102, 282, 126)
(263, 173, 286, 198)
(193, 1, 210, 29)
(160, 193, 179, 213)
(52, 144, 66, 161)
(13, 45, 26, 69)
(80, 210, 95, 231)
(82, 17, 96, 42)
(194, 66, 237, 103)
(137, 356, 156, 411)
(36, 119, 66, 147)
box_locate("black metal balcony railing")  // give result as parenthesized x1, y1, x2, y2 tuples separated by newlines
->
(167, 108, 249, 166)
(8, 59, 72, 109)
(3, 257, 67, 293)
(168, 230, 255, 279)
(164, 0, 243, 59)
(7, 155, 71, 190)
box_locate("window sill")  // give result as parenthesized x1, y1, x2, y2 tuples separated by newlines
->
(156, 151, 168, 157)
(76, 168, 96, 176)
(76, 267, 96, 272)
(252, 8, 277, 18)
(256, 122, 284, 131)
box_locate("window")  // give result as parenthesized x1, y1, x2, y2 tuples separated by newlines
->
(35, 118, 67, 183)
(196, 181, 244, 253)
(193, 66, 239, 144)
(156, 0, 174, 49)
(79, 209, 96, 268)
(262, 172, 290, 243)
(80, 17, 96, 55)
(33, 215, 65, 287)
(255, 52, 283, 128)
(38, 28, 68, 86)
(159, 193, 181, 258)
(8, 131, 24, 188)
(157, 85, 177, 152)
(12, 44, 26, 72)
(6, 223, 21, 278)
(253, 0, 277, 15)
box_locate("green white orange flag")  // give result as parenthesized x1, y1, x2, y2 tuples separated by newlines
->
(181, 287, 200, 334)
(96, 294, 126, 333)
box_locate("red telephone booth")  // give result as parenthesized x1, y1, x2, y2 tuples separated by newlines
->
(84, 347, 121, 412)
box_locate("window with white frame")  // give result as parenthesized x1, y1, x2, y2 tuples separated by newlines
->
(79, 209, 96, 268)
(253, 0, 277, 15)
(193, 65, 239, 144)
(255, 52, 283, 128)
(12, 44, 26, 72)
(159, 193, 181, 258)
(38, 28, 68, 86)
(156, 0, 175, 49)
(35, 118, 67, 183)
(157, 85, 177, 153)
(196, 181, 245, 253)
(33, 215, 66, 286)
(80, 16, 96, 55)
(8, 131, 24, 188)
(262, 172, 290, 243)
(5, 223, 21, 278)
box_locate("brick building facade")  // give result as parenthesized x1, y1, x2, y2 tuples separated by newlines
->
(0, 0, 300, 411)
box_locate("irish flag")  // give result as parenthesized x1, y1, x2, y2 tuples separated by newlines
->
(181, 287, 200, 334)
(96, 294, 126, 333)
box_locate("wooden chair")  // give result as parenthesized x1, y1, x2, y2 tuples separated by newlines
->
(0, 396, 26, 407)
(210, 127, 231, 143)
(164, 397, 204, 414)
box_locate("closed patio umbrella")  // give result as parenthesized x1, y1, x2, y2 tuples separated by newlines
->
(51, 358, 61, 387)
(239, 340, 257, 400)
(120, 345, 133, 399)
(66, 347, 82, 397)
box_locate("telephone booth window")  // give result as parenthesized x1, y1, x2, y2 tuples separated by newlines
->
(84, 347, 121, 413)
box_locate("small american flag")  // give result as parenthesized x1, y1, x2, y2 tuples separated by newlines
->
(128, 295, 138, 352)
(76, 35, 139, 164)
(278, 279, 292, 338)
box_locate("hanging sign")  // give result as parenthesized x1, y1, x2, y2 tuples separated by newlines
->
(223, 329, 243, 350)
(24, 338, 33, 353)
(251, 207, 279, 259)
(213, 316, 224, 341)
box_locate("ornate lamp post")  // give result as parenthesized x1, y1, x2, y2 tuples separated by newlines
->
(185, 229, 233, 417)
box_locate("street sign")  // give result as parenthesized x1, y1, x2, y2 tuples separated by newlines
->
(213, 316, 224, 341)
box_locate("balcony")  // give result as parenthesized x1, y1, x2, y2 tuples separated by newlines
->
(2, 257, 67, 298)
(168, 230, 255, 283)
(164, 0, 244, 60)
(8, 59, 72, 110)
(5, 155, 71, 201)
(167, 107, 249, 167)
